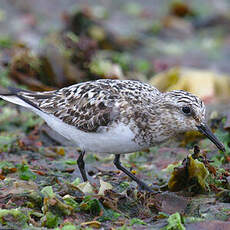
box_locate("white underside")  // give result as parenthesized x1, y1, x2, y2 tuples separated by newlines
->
(41, 112, 141, 153)
(0, 95, 142, 153)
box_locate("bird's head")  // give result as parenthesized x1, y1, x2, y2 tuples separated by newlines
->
(162, 90, 225, 152)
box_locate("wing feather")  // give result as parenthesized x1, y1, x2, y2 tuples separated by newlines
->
(16, 81, 119, 132)
(6, 79, 159, 133)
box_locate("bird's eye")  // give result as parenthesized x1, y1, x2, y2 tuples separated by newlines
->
(182, 106, 191, 115)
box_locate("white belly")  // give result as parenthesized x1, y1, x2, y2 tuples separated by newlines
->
(35, 109, 142, 154)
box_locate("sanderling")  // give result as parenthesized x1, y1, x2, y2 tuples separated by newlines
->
(0, 79, 225, 191)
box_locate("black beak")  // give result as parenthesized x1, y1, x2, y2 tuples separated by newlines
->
(197, 124, 225, 152)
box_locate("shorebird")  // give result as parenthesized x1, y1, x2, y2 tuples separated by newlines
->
(0, 79, 225, 191)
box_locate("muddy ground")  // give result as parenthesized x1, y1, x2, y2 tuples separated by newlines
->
(1, 0, 230, 229)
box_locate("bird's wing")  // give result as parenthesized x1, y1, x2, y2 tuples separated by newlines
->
(3, 80, 160, 133)
(9, 81, 121, 132)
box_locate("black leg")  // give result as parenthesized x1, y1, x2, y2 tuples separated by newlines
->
(113, 154, 152, 192)
(77, 151, 88, 182)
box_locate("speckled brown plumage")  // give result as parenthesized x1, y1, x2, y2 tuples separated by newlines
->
(11, 80, 161, 134)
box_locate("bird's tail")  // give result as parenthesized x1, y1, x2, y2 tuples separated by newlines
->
(0, 87, 33, 108)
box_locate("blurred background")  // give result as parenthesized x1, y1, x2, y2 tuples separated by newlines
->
(1, 2, 230, 229)
(1, 0, 230, 102)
